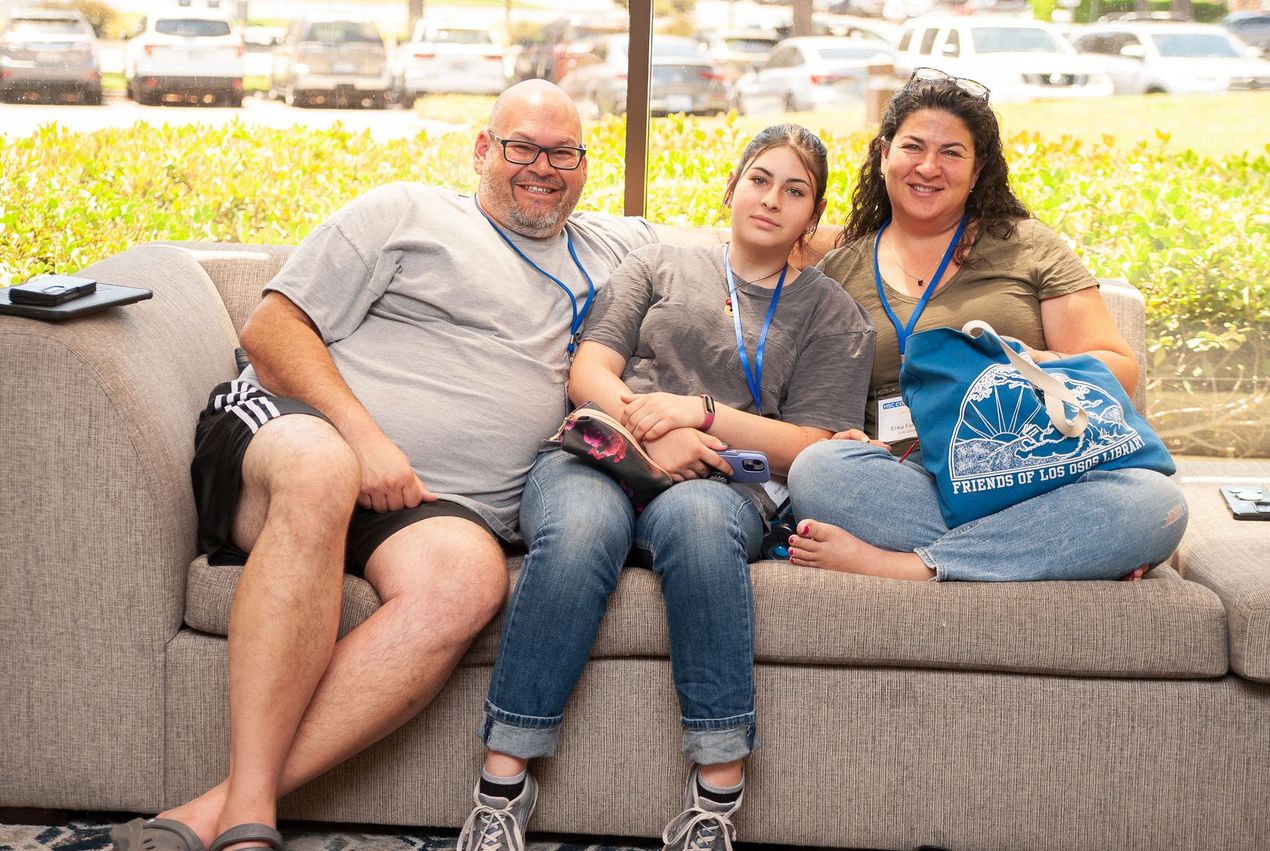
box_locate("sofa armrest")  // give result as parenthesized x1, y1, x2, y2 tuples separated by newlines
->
(1097, 278, 1148, 415)
(0, 245, 239, 811)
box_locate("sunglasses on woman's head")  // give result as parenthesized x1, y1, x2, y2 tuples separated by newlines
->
(907, 67, 990, 100)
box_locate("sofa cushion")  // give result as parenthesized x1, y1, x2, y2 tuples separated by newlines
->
(1173, 458, 1270, 683)
(185, 553, 1227, 680)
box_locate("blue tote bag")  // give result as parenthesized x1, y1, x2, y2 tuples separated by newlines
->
(899, 320, 1175, 528)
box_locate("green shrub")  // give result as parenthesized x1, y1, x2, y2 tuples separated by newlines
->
(2, 115, 1266, 451)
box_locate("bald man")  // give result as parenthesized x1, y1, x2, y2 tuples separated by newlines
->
(111, 81, 660, 851)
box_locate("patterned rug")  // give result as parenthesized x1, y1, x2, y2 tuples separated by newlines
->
(0, 813, 671, 851)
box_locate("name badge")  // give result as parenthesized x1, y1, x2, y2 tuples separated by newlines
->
(873, 394, 917, 444)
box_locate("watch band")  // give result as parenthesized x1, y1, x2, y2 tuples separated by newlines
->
(699, 394, 715, 431)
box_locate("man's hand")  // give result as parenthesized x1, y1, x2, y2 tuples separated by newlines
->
(644, 428, 730, 482)
(349, 431, 436, 513)
(621, 392, 707, 442)
(831, 428, 890, 449)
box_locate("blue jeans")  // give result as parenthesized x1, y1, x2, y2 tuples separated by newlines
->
(787, 440, 1188, 581)
(482, 448, 765, 764)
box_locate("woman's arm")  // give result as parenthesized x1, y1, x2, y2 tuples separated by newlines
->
(620, 392, 831, 477)
(569, 342, 731, 481)
(1033, 287, 1139, 393)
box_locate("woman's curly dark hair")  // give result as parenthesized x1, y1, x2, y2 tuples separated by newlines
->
(840, 77, 1031, 262)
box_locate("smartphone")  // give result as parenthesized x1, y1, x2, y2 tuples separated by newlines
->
(1220, 485, 1270, 521)
(716, 449, 770, 484)
(9, 275, 97, 306)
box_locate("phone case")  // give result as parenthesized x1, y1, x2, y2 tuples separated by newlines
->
(1220, 486, 1270, 521)
(9, 275, 97, 305)
(718, 449, 770, 484)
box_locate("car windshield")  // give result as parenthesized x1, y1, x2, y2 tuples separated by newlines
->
(302, 21, 381, 44)
(155, 19, 232, 38)
(723, 37, 777, 53)
(654, 40, 706, 58)
(971, 27, 1063, 53)
(1149, 32, 1243, 57)
(9, 17, 89, 35)
(431, 28, 492, 45)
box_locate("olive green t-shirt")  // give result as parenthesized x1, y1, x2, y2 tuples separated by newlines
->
(816, 217, 1098, 439)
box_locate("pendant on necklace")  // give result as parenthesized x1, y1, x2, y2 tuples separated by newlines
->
(724, 295, 734, 317)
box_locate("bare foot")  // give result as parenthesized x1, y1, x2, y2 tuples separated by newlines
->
(788, 520, 935, 581)
(1119, 564, 1148, 582)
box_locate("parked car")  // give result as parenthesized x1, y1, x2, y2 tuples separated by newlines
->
(0, 5, 101, 104)
(558, 35, 729, 117)
(1223, 12, 1270, 58)
(512, 13, 628, 83)
(734, 36, 896, 114)
(894, 17, 1113, 101)
(270, 15, 392, 109)
(392, 21, 505, 106)
(123, 9, 244, 107)
(698, 27, 780, 81)
(1071, 21, 1270, 94)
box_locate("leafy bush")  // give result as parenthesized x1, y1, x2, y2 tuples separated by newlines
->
(2, 115, 1267, 452)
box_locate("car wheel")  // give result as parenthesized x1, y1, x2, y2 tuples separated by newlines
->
(80, 85, 103, 106)
(227, 91, 244, 108)
(398, 90, 416, 109)
(784, 93, 799, 113)
(1145, 85, 1166, 95)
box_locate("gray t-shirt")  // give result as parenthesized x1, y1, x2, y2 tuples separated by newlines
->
(581, 242, 875, 512)
(241, 182, 656, 540)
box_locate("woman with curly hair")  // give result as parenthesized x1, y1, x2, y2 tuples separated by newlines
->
(786, 69, 1188, 582)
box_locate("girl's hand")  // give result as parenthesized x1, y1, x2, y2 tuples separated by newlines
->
(621, 392, 707, 443)
(644, 428, 730, 482)
(831, 428, 890, 449)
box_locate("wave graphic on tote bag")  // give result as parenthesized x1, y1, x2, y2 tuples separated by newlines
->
(948, 364, 1142, 482)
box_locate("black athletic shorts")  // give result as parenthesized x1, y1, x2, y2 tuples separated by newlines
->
(191, 380, 496, 576)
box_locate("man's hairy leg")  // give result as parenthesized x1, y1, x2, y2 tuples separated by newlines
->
(163, 415, 359, 849)
(165, 512, 508, 837)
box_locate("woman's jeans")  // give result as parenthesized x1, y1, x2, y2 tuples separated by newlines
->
(788, 440, 1189, 581)
(482, 448, 765, 764)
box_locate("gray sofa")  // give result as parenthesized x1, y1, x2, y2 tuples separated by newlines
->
(2, 241, 1268, 850)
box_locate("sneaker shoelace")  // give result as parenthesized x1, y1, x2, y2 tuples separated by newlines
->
(457, 804, 525, 851)
(661, 805, 737, 851)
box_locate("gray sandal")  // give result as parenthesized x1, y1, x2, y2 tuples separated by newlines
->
(110, 818, 207, 851)
(209, 823, 284, 851)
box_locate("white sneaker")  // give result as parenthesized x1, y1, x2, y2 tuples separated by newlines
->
(455, 773, 538, 851)
(661, 766, 742, 851)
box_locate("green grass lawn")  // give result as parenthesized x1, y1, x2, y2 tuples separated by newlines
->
(412, 91, 1270, 160)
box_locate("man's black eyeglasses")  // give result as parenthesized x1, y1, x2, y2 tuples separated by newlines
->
(907, 67, 990, 100)
(487, 130, 587, 170)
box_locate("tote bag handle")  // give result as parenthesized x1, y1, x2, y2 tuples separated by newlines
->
(962, 320, 1089, 438)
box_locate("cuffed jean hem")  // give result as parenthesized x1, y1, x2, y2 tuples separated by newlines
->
(915, 546, 942, 580)
(481, 705, 562, 760)
(683, 716, 758, 765)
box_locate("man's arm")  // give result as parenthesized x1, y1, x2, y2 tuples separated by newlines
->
(240, 292, 433, 513)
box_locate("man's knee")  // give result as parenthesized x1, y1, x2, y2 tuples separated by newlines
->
(369, 518, 509, 640)
(247, 416, 360, 514)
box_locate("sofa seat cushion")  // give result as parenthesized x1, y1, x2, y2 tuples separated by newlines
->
(185, 552, 1227, 680)
(1173, 458, 1270, 683)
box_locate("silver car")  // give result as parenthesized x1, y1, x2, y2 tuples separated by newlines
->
(271, 16, 392, 109)
(0, 6, 101, 105)
(559, 35, 730, 117)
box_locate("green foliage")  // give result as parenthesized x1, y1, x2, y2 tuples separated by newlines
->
(3, 114, 1266, 439)
(1071, 0, 1227, 23)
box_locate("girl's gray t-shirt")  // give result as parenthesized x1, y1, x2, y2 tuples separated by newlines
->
(240, 181, 656, 540)
(580, 242, 876, 512)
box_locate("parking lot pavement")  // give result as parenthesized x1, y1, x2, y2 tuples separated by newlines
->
(0, 92, 463, 140)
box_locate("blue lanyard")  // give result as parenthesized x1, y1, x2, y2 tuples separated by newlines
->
(724, 244, 787, 415)
(872, 214, 967, 356)
(474, 197, 596, 355)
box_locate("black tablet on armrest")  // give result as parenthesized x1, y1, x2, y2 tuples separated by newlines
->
(0, 283, 153, 321)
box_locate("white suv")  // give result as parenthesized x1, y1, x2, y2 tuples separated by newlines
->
(896, 17, 1113, 101)
(124, 9, 244, 107)
(1070, 21, 1270, 95)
